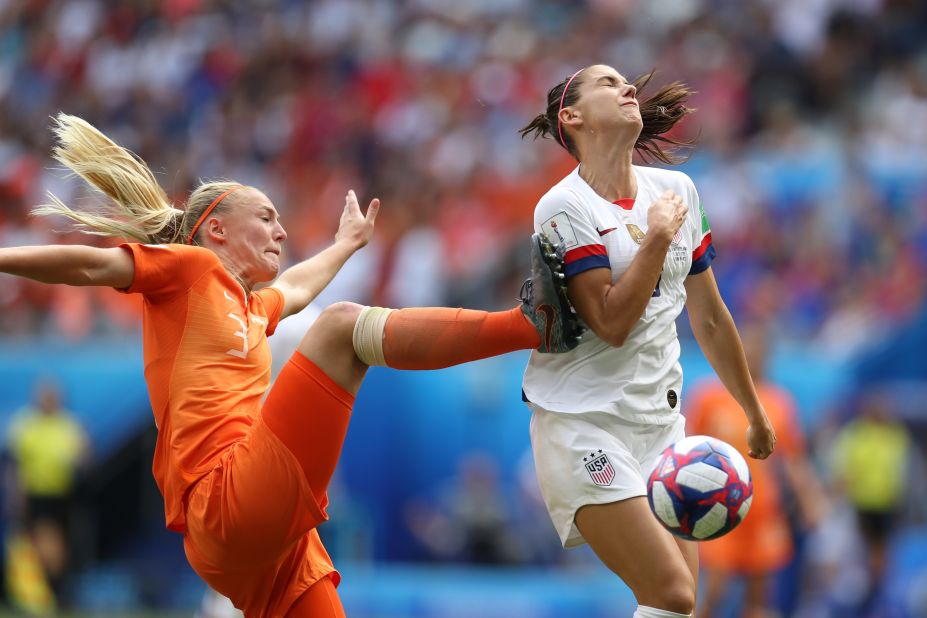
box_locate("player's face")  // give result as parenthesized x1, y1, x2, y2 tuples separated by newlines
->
(573, 64, 641, 137)
(220, 188, 287, 283)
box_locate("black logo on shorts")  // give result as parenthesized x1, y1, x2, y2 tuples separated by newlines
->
(667, 390, 678, 408)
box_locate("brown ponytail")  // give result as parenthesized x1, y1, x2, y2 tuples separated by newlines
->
(632, 70, 696, 165)
(519, 113, 556, 143)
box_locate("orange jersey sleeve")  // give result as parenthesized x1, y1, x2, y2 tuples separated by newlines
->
(119, 243, 218, 302)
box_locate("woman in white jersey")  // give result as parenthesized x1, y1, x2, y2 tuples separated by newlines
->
(519, 65, 777, 618)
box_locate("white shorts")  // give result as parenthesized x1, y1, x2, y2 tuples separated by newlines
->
(528, 403, 686, 548)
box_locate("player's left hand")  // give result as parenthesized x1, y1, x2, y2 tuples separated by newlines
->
(746, 418, 776, 459)
(335, 190, 380, 250)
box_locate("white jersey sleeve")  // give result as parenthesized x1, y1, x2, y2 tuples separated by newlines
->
(534, 187, 610, 279)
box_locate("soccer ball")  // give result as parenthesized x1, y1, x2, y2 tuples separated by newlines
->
(647, 435, 753, 541)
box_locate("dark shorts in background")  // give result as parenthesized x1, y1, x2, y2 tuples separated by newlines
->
(25, 494, 69, 529)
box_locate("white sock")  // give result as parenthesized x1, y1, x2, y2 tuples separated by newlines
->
(633, 605, 691, 618)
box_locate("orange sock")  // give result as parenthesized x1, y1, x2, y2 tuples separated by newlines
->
(382, 306, 539, 370)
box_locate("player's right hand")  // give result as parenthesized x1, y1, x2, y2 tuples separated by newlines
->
(746, 417, 777, 460)
(647, 190, 687, 242)
(335, 189, 380, 250)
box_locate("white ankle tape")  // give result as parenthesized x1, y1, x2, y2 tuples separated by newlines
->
(352, 306, 394, 366)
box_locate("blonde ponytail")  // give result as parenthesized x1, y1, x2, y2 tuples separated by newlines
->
(33, 113, 184, 243)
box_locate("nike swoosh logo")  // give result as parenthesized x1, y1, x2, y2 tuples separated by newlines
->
(537, 304, 555, 351)
(597, 227, 617, 236)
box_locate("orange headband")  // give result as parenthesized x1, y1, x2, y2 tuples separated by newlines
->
(185, 185, 244, 245)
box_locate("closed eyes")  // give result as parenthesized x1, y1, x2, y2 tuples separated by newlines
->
(597, 76, 627, 88)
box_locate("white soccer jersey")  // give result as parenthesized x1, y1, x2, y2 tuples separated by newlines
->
(522, 165, 715, 425)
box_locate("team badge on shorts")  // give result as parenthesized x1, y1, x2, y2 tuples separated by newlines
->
(583, 449, 615, 486)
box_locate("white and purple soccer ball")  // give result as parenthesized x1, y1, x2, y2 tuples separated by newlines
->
(647, 435, 753, 541)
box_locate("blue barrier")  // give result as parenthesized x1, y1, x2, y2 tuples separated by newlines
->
(0, 335, 848, 461)
(0, 335, 851, 562)
(337, 562, 637, 618)
(0, 338, 149, 458)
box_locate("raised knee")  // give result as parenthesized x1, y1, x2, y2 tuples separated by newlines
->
(314, 302, 363, 338)
(639, 571, 695, 615)
(293, 301, 370, 393)
(660, 574, 696, 615)
(297, 302, 363, 360)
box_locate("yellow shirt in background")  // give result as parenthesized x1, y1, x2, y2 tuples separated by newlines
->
(834, 419, 909, 512)
(9, 411, 85, 497)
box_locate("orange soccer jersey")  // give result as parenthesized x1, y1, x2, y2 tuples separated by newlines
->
(686, 381, 805, 573)
(119, 243, 346, 616)
(120, 243, 285, 530)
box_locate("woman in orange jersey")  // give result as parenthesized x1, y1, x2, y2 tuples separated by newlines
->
(686, 324, 825, 618)
(0, 114, 584, 617)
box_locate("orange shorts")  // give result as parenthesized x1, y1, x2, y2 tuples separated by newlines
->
(183, 352, 354, 617)
(699, 504, 794, 574)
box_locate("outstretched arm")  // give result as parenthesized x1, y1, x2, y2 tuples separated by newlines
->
(567, 190, 687, 347)
(0, 245, 134, 288)
(273, 190, 379, 319)
(684, 267, 776, 459)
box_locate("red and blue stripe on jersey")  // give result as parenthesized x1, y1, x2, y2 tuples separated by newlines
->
(689, 232, 716, 275)
(564, 244, 610, 278)
(564, 230, 716, 279)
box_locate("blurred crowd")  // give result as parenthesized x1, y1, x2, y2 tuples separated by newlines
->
(0, 0, 923, 354)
